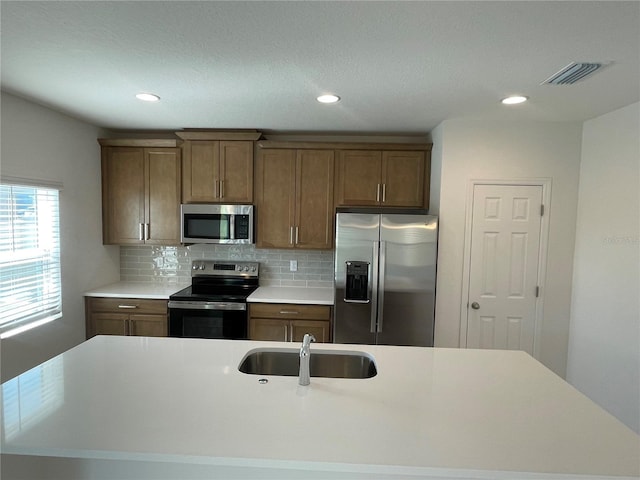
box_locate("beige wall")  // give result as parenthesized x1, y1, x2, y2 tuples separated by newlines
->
(567, 102, 640, 433)
(432, 119, 583, 377)
(0, 92, 120, 381)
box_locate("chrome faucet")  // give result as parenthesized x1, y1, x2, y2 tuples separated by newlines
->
(299, 333, 316, 386)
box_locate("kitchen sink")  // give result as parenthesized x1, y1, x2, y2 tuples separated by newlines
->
(238, 348, 377, 379)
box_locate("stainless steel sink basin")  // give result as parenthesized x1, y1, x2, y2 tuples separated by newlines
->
(238, 348, 377, 379)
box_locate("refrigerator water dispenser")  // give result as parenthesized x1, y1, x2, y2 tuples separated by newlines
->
(344, 261, 370, 303)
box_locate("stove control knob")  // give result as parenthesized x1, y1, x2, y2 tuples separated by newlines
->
(250, 266, 256, 272)
(200, 264, 206, 270)
(243, 266, 249, 271)
(192, 264, 199, 270)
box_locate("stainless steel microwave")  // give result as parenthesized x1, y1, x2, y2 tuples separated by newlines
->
(180, 204, 254, 244)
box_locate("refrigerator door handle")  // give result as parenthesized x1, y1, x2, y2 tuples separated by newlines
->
(377, 240, 386, 333)
(370, 241, 379, 333)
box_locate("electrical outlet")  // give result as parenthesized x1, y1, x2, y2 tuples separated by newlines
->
(289, 260, 298, 272)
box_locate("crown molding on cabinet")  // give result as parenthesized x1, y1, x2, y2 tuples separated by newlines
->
(257, 140, 432, 151)
(176, 131, 262, 141)
(98, 138, 180, 148)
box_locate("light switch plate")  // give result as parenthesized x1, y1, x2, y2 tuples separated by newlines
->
(289, 260, 298, 272)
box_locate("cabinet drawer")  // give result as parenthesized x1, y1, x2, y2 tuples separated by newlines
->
(249, 303, 331, 320)
(86, 297, 168, 315)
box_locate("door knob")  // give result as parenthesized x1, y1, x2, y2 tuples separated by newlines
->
(471, 302, 480, 310)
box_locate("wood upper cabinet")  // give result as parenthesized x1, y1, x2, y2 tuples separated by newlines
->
(85, 297, 168, 339)
(176, 131, 261, 203)
(249, 303, 332, 343)
(336, 146, 431, 208)
(381, 150, 426, 207)
(100, 139, 181, 245)
(255, 148, 335, 249)
(335, 150, 382, 206)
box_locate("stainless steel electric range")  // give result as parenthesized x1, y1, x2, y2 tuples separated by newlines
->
(168, 260, 259, 339)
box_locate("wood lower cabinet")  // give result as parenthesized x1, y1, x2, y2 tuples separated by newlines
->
(100, 139, 181, 245)
(85, 297, 168, 339)
(177, 131, 261, 204)
(255, 148, 334, 249)
(249, 303, 332, 342)
(336, 148, 430, 208)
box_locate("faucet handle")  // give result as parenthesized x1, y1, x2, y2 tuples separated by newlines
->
(303, 333, 316, 346)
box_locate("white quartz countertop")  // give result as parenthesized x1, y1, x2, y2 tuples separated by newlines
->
(247, 286, 334, 305)
(83, 282, 188, 300)
(84, 283, 334, 305)
(2, 336, 638, 479)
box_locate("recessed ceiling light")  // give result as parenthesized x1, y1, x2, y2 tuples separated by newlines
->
(136, 93, 160, 102)
(317, 94, 340, 104)
(501, 95, 528, 105)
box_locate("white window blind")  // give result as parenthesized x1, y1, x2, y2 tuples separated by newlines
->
(0, 182, 62, 338)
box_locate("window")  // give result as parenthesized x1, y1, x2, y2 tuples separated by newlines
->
(0, 181, 62, 338)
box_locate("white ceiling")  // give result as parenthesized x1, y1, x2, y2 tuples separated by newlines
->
(1, 1, 639, 134)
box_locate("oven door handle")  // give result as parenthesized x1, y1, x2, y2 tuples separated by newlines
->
(168, 301, 246, 311)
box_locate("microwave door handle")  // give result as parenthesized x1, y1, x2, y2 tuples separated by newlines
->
(230, 213, 235, 240)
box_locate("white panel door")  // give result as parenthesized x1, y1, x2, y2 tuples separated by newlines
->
(466, 184, 543, 354)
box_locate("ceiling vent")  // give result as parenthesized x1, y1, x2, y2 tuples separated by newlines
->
(542, 62, 605, 85)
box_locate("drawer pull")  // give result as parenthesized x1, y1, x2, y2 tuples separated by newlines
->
(118, 305, 138, 309)
(279, 310, 299, 315)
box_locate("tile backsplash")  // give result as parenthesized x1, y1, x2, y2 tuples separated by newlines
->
(120, 245, 335, 288)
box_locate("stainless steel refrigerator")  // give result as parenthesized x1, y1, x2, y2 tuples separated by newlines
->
(334, 208, 438, 346)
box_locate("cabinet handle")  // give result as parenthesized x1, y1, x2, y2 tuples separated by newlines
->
(220, 180, 224, 199)
(295, 226, 299, 245)
(290, 226, 294, 245)
(139, 223, 144, 241)
(376, 184, 381, 202)
(118, 305, 138, 309)
(279, 310, 299, 315)
(144, 223, 150, 240)
(382, 184, 386, 203)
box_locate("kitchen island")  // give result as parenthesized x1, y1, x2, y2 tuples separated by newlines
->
(1, 336, 638, 479)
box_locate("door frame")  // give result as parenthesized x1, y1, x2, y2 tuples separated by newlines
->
(459, 178, 552, 360)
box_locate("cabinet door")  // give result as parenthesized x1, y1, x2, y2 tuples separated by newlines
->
(291, 320, 331, 343)
(381, 151, 425, 207)
(102, 147, 145, 244)
(145, 148, 181, 245)
(182, 140, 219, 202)
(219, 141, 254, 203)
(335, 150, 382, 206)
(249, 318, 289, 341)
(255, 149, 296, 248)
(295, 150, 335, 250)
(130, 314, 167, 337)
(90, 313, 129, 336)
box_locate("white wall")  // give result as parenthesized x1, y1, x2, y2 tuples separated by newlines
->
(433, 119, 583, 377)
(567, 102, 640, 433)
(0, 92, 120, 381)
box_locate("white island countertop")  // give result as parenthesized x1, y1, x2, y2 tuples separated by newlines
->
(2, 336, 638, 480)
